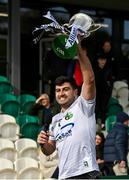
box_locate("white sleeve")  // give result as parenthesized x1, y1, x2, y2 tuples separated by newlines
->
(78, 96, 96, 117)
(49, 115, 59, 141)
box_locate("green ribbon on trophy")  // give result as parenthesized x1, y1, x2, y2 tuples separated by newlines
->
(32, 11, 108, 59)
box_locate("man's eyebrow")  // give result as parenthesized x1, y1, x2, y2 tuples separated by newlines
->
(56, 86, 70, 89)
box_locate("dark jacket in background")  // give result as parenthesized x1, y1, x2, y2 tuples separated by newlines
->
(104, 122, 128, 162)
(94, 63, 113, 123)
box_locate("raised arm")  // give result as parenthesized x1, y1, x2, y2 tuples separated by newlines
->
(77, 40, 96, 100)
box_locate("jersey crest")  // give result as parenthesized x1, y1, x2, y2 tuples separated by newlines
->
(65, 112, 73, 120)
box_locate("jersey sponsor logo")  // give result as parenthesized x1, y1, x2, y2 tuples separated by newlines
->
(65, 112, 73, 120)
(56, 123, 74, 142)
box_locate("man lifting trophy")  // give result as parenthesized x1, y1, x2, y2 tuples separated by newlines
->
(32, 11, 108, 59)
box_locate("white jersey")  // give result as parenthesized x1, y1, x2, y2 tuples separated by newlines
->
(49, 96, 99, 179)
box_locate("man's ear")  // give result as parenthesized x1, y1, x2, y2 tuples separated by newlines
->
(74, 89, 78, 96)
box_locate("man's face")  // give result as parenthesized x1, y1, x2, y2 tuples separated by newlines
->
(123, 120, 129, 126)
(103, 42, 111, 53)
(98, 58, 107, 69)
(55, 82, 77, 108)
(96, 135, 102, 146)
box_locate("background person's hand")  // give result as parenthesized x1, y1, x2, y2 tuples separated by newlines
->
(36, 95, 43, 104)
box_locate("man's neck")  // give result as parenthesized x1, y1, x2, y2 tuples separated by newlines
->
(61, 105, 69, 113)
(61, 97, 78, 113)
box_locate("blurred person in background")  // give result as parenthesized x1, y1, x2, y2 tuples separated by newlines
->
(104, 112, 129, 175)
(29, 93, 60, 130)
(101, 40, 118, 82)
(94, 53, 113, 129)
(96, 132, 108, 176)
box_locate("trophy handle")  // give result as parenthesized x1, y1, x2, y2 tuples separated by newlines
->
(88, 23, 109, 33)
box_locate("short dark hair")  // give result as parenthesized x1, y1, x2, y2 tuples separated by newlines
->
(117, 112, 129, 123)
(96, 53, 107, 60)
(55, 76, 78, 90)
(96, 131, 105, 144)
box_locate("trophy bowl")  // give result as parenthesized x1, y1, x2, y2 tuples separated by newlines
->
(52, 34, 77, 59)
(68, 13, 93, 33)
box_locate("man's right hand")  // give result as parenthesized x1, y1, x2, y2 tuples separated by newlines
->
(37, 130, 56, 156)
(37, 130, 49, 146)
